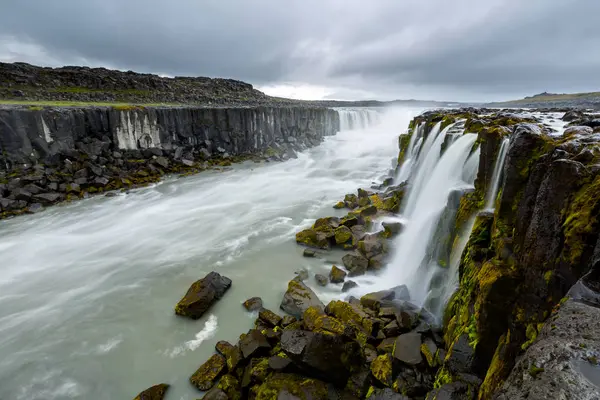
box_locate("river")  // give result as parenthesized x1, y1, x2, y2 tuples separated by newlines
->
(0, 106, 423, 400)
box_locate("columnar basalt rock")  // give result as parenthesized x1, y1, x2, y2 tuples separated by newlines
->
(0, 106, 339, 218)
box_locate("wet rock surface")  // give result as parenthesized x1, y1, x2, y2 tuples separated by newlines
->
(174, 272, 231, 319)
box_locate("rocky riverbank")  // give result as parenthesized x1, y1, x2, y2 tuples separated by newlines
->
(0, 105, 339, 218)
(133, 107, 600, 400)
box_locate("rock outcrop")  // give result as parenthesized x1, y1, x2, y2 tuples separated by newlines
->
(401, 109, 600, 399)
(0, 105, 339, 218)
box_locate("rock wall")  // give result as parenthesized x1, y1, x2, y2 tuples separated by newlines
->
(0, 106, 339, 217)
(408, 110, 600, 399)
(0, 106, 339, 167)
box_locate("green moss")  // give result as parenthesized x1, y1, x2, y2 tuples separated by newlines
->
(397, 134, 412, 165)
(334, 225, 353, 245)
(528, 365, 545, 378)
(371, 354, 393, 387)
(562, 175, 600, 265)
(433, 366, 453, 388)
(255, 373, 328, 400)
(521, 323, 539, 351)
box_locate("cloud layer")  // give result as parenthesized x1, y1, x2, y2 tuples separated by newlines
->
(1, 0, 599, 101)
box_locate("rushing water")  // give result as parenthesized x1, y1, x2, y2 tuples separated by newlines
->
(0, 107, 423, 400)
(484, 138, 510, 211)
(347, 121, 481, 315)
(338, 108, 382, 131)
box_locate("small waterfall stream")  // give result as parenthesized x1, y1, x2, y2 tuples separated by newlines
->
(484, 138, 511, 211)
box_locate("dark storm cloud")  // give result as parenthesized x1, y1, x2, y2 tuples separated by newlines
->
(0, 0, 599, 100)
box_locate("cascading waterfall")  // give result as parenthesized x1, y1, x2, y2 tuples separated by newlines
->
(395, 122, 425, 184)
(337, 108, 382, 131)
(383, 123, 480, 307)
(484, 137, 510, 211)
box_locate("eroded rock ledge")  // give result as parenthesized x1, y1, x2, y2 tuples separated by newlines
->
(0, 106, 339, 218)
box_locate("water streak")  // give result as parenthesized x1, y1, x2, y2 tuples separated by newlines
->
(484, 138, 510, 211)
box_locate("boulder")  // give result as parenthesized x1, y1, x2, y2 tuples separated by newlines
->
(216, 374, 240, 400)
(393, 332, 423, 365)
(133, 384, 169, 400)
(189, 354, 227, 391)
(202, 387, 229, 400)
(315, 274, 328, 287)
(243, 297, 263, 312)
(174, 272, 232, 319)
(33, 192, 62, 204)
(342, 280, 358, 292)
(215, 340, 234, 356)
(382, 221, 404, 238)
(280, 329, 364, 386)
(293, 269, 309, 282)
(330, 265, 347, 284)
(342, 252, 369, 276)
(296, 228, 330, 249)
(360, 290, 396, 311)
(334, 225, 353, 245)
(239, 330, 271, 359)
(303, 248, 317, 258)
(281, 315, 297, 327)
(280, 279, 325, 318)
(371, 353, 394, 387)
(369, 388, 411, 400)
(562, 110, 585, 121)
(425, 382, 475, 400)
(357, 236, 385, 260)
(254, 373, 329, 400)
(345, 370, 371, 398)
(259, 309, 283, 327)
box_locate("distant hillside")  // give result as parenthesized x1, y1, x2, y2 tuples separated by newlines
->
(489, 91, 600, 109)
(0, 61, 467, 108)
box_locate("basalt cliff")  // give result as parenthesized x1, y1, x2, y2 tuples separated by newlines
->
(0, 106, 339, 218)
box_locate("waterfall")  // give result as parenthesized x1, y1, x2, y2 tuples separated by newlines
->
(395, 122, 425, 183)
(337, 108, 382, 131)
(383, 125, 479, 307)
(484, 138, 510, 211)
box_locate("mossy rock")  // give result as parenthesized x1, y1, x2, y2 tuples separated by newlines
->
(371, 353, 394, 387)
(303, 306, 346, 335)
(334, 201, 346, 209)
(329, 265, 347, 284)
(325, 300, 373, 335)
(217, 374, 241, 400)
(133, 383, 169, 400)
(255, 373, 329, 400)
(295, 228, 329, 249)
(334, 225, 353, 245)
(189, 354, 227, 391)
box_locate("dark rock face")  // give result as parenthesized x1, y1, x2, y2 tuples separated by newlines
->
(174, 272, 231, 319)
(243, 297, 263, 312)
(0, 105, 339, 218)
(280, 279, 325, 318)
(189, 354, 227, 391)
(393, 332, 423, 365)
(133, 384, 169, 400)
(281, 329, 364, 386)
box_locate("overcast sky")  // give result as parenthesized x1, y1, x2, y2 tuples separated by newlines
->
(0, 0, 598, 102)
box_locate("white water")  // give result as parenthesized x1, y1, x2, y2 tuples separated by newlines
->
(345, 123, 480, 309)
(0, 107, 423, 400)
(395, 122, 424, 184)
(484, 138, 510, 211)
(338, 108, 382, 131)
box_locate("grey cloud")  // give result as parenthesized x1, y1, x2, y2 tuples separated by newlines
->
(0, 0, 598, 101)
